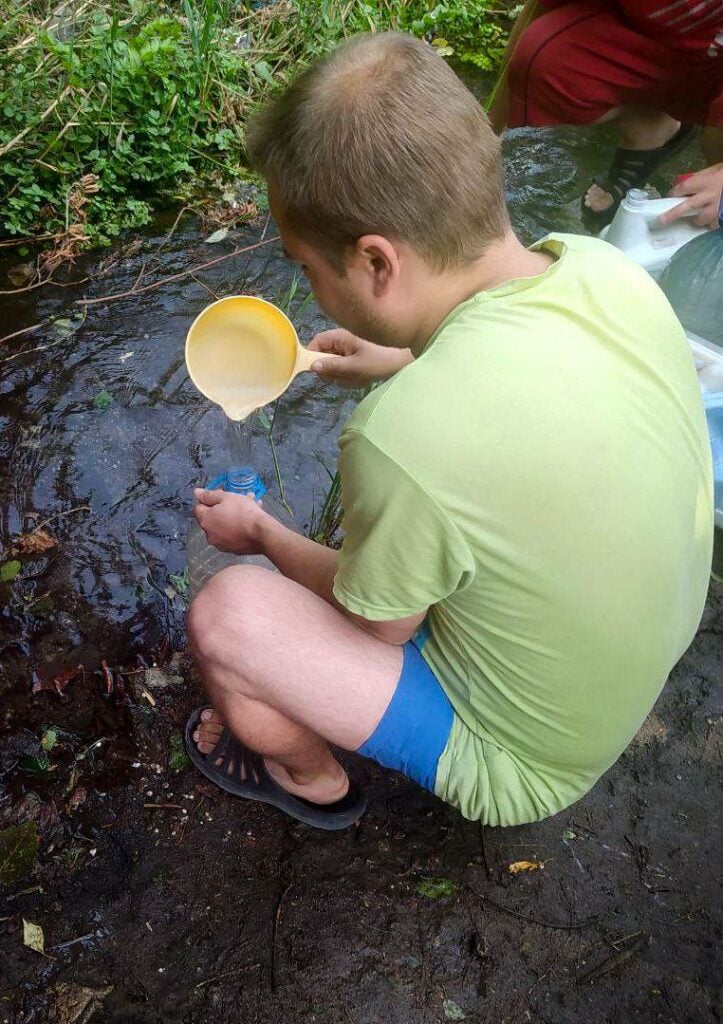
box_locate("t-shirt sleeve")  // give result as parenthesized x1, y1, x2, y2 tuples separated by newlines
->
(333, 429, 475, 620)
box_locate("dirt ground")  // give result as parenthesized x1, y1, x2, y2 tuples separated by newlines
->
(1, 577, 721, 1024)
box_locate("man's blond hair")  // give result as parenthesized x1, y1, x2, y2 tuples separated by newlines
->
(246, 32, 508, 271)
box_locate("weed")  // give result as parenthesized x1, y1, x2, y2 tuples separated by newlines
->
(309, 461, 343, 548)
(60, 844, 87, 874)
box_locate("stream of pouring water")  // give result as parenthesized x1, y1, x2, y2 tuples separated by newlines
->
(224, 415, 255, 473)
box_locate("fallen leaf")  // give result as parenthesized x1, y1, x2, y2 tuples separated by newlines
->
(562, 828, 577, 841)
(168, 569, 189, 597)
(0, 559, 21, 582)
(41, 728, 58, 752)
(93, 389, 114, 410)
(205, 227, 229, 244)
(66, 785, 88, 813)
(7, 263, 35, 287)
(32, 664, 84, 698)
(417, 877, 457, 899)
(0, 822, 39, 885)
(443, 999, 466, 1021)
(14, 529, 56, 555)
(23, 918, 45, 954)
(50, 982, 113, 1024)
(508, 860, 545, 874)
(50, 313, 85, 341)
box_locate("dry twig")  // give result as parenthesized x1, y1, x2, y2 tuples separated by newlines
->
(75, 235, 279, 307)
(468, 886, 598, 931)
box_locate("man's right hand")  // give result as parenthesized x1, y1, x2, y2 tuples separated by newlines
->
(308, 329, 413, 388)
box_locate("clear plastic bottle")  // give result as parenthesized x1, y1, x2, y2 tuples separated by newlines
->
(187, 416, 295, 600)
(658, 196, 723, 346)
(187, 465, 295, 600)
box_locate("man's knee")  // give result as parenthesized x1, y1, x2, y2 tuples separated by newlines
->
(187, 564, 274, 663)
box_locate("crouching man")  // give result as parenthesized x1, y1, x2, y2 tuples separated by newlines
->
(185, 32, 712, 829)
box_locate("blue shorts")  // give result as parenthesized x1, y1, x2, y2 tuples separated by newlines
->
(357, 625, 454, 792)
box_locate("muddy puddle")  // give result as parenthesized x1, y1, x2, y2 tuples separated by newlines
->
(2, 126, 720, 1024)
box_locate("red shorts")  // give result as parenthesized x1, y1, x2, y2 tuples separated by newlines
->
(507, 0, 723, 128)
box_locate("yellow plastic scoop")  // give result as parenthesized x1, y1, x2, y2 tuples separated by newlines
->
(185, 295, 338, 420)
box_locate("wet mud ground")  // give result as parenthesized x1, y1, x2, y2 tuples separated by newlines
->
(1, 127, 721, 1022)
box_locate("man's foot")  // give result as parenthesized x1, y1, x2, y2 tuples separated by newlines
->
(581, 124, 697, 229)
(583, 180, 619, 215)
(186, 707, 367, 831)
(193, 707, 350, 805)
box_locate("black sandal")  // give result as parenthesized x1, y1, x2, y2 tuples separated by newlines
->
(582, 123, 697, 231)
(184, 708, 367, 831)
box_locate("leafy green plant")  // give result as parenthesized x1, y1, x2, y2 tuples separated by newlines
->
(401, 1, 509, 71)
(0, 0, 512, 253)
(417, 876, 458, 898)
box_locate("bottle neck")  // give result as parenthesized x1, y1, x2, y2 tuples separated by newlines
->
(206, 467, 267, 499)
(226, 466, 266, 498)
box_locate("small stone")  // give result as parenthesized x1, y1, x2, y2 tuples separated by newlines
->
(144, 667, 183, 690)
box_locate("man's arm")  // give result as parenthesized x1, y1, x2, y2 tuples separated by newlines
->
(260, 515, 426, 643)
(193, 488, 426, 645)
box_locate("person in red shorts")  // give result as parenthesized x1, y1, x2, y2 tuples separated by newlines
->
(489, 0, 723, 229)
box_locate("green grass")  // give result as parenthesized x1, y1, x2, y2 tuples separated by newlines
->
(309, 460, 343, 548)
(0, 0, 513, 253)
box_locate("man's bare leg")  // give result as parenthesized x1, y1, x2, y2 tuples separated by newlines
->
(584, 105, 680, 213)
(188, 564, 403, 805)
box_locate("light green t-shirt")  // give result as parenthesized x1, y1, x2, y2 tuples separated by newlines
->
(333, 234, 713, 827)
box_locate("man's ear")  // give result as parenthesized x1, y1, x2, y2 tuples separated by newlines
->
(354, 234, 401, 296)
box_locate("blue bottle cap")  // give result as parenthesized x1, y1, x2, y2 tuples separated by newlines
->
(206, 468, 267, 499)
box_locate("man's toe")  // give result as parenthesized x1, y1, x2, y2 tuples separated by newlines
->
(194, 717, 224, 754)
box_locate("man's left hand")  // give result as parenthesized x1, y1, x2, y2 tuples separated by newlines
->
(193, 488, 266, 555)
(660, 163, 723, 230)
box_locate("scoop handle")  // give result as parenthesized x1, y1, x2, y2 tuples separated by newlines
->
(295, 345, 342, 374)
